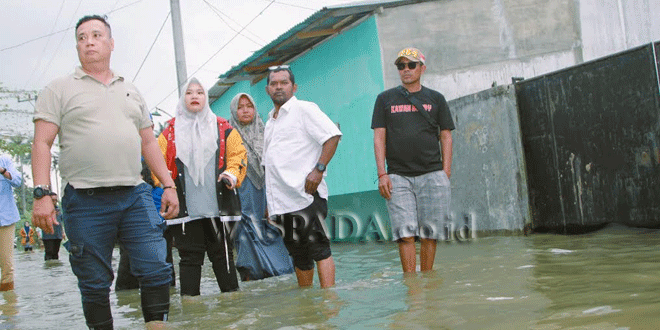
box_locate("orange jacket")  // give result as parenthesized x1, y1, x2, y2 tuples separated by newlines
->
(19, 226, 36, 246)
(157, 117, 247, 219)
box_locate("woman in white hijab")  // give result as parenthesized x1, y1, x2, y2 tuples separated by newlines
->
(157, 78, 247, 295)
(229, 93, 293, 281)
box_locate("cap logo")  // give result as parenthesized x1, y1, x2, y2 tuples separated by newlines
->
(396, 47, 426, 64)
(398, 48, 419, 58)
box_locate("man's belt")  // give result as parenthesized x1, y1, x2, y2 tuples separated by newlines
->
(76, 185, 134, 195)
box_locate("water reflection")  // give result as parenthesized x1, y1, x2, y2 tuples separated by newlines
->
(389, 272, 449, 329)
(0, 291, 19, 328)
(529, 224, 660, 330)
(2, 225, 660, 329)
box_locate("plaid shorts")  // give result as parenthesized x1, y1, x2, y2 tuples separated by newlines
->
(387, 170, 451, 241)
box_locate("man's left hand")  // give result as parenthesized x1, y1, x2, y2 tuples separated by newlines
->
(160, 188, 179, 219)
(305, 169, 323, 195)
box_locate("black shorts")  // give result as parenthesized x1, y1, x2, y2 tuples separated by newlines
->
(277, 192, 332, 271)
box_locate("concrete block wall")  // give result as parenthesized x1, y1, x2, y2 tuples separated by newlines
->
(448, 84, 531, 235)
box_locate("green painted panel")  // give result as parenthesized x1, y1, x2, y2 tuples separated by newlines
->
(326, 189, 391, 242)
(210, 16, 384, 197)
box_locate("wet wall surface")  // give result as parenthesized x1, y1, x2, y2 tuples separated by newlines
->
(516, 42, 660, 233)
(449, 85, 530, 234)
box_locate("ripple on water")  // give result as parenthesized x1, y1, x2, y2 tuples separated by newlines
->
(5, 232, 660, 329)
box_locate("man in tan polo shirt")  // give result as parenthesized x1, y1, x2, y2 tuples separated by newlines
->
(31, 15, 179, 330)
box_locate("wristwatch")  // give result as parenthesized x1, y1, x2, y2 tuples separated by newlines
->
(33, 185, 53, 199)
(315, 162, 326, 172)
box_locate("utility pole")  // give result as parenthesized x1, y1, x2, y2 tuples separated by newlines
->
(170, 0, 188, 97)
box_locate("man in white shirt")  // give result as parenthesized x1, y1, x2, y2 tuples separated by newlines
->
(263, 66, 341, 288)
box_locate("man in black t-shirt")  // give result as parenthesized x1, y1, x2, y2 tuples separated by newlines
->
(371, 47, 455, 274)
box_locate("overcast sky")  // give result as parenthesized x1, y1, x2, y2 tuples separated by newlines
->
(0, 0, 360, 132)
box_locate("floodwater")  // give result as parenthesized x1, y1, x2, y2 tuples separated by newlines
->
(1, 223, 659, 329)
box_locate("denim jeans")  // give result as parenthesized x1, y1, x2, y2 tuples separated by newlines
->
(62, 183, 171, 327)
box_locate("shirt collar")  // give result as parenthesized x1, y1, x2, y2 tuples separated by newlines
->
(269, 96, 297, 119)
(73, 66, 123, 83)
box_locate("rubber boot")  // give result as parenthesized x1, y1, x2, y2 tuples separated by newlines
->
(169, 266, 176, 288)
(212, 261, 239, 292)
(83, 301, 113, 330)
(211, 243, 239, 293)
(178, 264, 202, 296)
(140, 284, 170, 323)
(164, 228, 176, 287)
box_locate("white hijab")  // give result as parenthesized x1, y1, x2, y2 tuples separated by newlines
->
(174, 78, 218, 186)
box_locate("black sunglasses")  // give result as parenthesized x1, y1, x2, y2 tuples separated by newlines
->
(396, 62, 420, 70)
(268, 64, 290, 71)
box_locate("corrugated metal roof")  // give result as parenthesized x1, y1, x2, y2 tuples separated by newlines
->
(208, 0, 436, 103)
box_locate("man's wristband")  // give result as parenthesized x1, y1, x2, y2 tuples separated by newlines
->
(163, 186, 176, 190)
(378, 173, 388, 179)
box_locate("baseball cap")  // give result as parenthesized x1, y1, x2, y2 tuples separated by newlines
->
(395, 47, 426, 65)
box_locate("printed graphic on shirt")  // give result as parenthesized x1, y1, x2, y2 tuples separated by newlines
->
(390, 104, 432, 113)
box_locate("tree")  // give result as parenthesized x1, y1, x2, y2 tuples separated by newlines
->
(1, 83, 38, 221)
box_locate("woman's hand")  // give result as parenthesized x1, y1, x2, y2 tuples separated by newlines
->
(218, 173, 236, 189)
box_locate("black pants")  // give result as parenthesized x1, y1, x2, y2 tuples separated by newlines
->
(173, 218, 238, 295)
(278, 192, 332, 270)
(43, 239, 62, 260)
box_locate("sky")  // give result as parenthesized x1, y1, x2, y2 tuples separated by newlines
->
(0, 0, 361, 135)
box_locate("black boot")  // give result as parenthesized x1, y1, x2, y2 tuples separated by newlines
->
(140, 284, 170, 323)
(178, 264, 202, 296)
(211, 236, 239, 293)
(83, 301, 113, 330)
(212, 261, 239, 292)
(164, 228, 176, 287)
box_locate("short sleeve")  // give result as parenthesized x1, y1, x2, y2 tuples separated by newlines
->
(435, 93, 455, 131)
(302, 103, 342, 145)
(33, 85, 62, 126)
(371, 93, 386, 129)
(133, 86, 152, 129)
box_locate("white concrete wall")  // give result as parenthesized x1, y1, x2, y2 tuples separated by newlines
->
(425, 50, 576, 101)
(580, 0, 660, 61)
(375, 0, 660, 101)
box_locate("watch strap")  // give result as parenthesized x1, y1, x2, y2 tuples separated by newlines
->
(33, 185, 53, 199)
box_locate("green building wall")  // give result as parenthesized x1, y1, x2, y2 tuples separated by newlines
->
(211, 16, 390, 241)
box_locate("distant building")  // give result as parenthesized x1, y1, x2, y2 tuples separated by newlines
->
(0, 101, 34, 139)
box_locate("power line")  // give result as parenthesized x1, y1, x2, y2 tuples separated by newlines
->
(33, 0, 84, 87)
(202, 0, 266, 47)
(152, 0, 276, 111)
(0, 0, 146, 52)
(133, 11, 171, 82)
(22, 0, 66, 89)
(0, 28, 71, 52)
(105, 0, 147, 15)
(268, 0, 316, 11)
